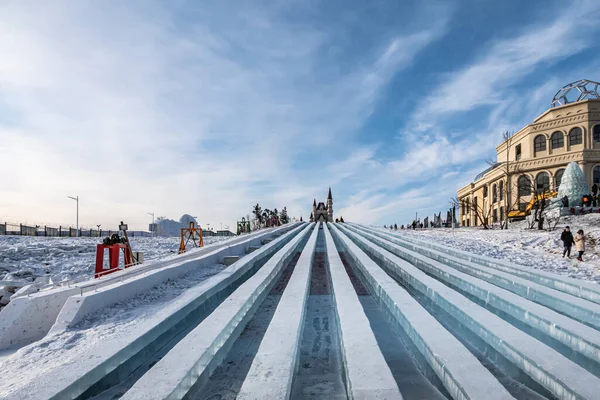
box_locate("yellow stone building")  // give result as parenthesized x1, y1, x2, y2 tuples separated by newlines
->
(457, 79, 600, 227)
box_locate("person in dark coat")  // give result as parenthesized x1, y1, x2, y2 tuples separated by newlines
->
(561, 195, 569, 207)
(560, 226, 574, 258)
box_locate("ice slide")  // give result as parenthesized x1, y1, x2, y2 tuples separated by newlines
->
(3, 222, 600, 399)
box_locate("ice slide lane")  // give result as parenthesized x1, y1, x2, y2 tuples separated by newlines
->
(122, 223, 315, 400)
(233, 222, 320, 399)
(11, 223, 308, 400)
(337, 223, 600, 400)
(0, 223, 298, 352)
(351, 223, 600, 305)
(349, 224, 600, 332)
(321, 223, 403, 399)
(345, 224, 600, 372)
(329, 224, 513, 400)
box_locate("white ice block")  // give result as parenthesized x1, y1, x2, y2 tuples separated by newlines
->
(323, 224, 403, 400)
(337, 224, 600, 400)
(329, 224, 512, 400)
(121, 224, 315, 400)
(344, 224, 600, 369)
(237, 222, 320, 399)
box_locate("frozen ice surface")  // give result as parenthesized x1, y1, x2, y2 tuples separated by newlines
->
(0, 224, 306, 399)
(348, 224, 600, 368)
(121, 223, 313, 400)
(321, 224, 402, 400)
(366, 223, 600, 304)
(237, 223, 319, 399)
(329, 224, 513, 400)
(337, 224, 600, 400)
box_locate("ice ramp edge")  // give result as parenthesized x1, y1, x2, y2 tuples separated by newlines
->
(351, 222, 600, 305)
(236, 223, 319, 399)
(12, 224, 309, 400)
(337, 223, 600, 400)
(323, 224, 403, 400)
(121, 223, 315, 400)
(343, 224, 600, 370)
(330, 224, 513, 400)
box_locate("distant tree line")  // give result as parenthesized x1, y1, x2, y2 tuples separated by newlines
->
(251, 203, 289, 229)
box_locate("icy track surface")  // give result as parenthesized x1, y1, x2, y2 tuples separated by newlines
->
(384, 214, 600, 283)
(0, 263, 227, 397)
(0, 236, 234, 284)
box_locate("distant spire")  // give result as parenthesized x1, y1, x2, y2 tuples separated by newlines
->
(328, 187, 332, 200)
(313, 199, 316, 206)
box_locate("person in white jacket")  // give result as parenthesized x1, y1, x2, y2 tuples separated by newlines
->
(574, 229, 586, 262)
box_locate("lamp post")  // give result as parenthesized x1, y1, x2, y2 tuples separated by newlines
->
(147, 212, 155, 237)
(67, 195, 79, 236)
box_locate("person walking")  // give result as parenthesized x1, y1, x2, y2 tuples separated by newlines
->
(560, 226, 574, 258)
(574, 229, 586, 262)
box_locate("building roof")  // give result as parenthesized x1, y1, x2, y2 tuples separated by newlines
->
(474, 162, 503, 182)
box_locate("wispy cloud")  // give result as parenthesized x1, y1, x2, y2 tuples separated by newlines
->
(0, 0, 448, 229)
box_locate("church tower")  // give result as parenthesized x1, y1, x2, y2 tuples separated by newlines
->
(327, 187, 333, 222)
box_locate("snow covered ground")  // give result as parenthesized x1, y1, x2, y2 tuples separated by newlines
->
(0, 263, 227, 397)
(0, 235, 234, 285)
(383, 214, 600, 283)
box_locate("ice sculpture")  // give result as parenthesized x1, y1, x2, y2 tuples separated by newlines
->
(551, 162, 590, 208)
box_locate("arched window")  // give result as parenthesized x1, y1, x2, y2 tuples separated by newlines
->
(483, 186, 488, 198)
(569, 127, 582, 146)
(473, 196, 478, 210)
(551, 131, 564, 149)
(536, 172, 550, 192)
(499, 181, 504, 201)
(518, 175, 531, 196)
(465, 198, 470, 213)
(492, 184, 497, 203)
(555, 169, 565, 189)
(534, 135, 546, 152)
(594, 166, 600, 185)
(594, 125, 600, 143)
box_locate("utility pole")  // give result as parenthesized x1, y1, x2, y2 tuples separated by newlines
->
(67, 195, 79, 236)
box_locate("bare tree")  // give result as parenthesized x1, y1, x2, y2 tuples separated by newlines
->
(452, 196, 494, 229)
(485, 131, 518, 230)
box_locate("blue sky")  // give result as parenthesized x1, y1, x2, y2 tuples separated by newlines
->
(1, 0, 600, 230)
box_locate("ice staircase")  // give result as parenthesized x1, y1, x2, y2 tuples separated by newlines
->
(4, 222, 600, 400)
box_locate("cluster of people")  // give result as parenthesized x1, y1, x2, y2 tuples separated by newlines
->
(560, 226, 586, 261)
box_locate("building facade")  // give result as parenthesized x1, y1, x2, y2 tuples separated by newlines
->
(458, 81, 600, 227)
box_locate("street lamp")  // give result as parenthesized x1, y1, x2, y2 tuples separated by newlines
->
(67, 195, 79, 236)
(147, 212, 155, 237)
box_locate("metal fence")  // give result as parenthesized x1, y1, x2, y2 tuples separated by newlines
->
(0, 222, 153, 238)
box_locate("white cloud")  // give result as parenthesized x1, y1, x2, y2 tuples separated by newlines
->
(0, 0, 447, 230)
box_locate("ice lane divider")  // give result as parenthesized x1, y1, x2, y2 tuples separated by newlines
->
(343, 224, 600, 375)
(352, 223, 600, 306)
(0, 223, 299, 352)
(322, 223, 403, 399)
(11, 224, 308, 400)
(336, 223, 600, 400)
(328, 224, 513, 400)
(236, 222, 320, 399)
(49, 223, 300, 334)
(348, 223, 600, 332)
(121, 223, 315, 400)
